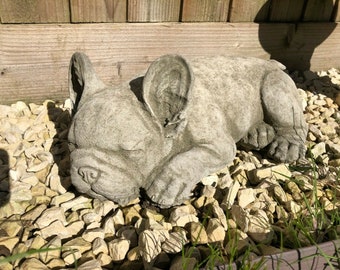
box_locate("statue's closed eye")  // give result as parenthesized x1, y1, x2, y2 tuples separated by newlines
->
(123, 149, 144, 161)
(78, 166, 101, 185)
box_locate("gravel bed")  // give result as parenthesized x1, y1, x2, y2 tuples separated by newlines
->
(0, 68, 339, 270)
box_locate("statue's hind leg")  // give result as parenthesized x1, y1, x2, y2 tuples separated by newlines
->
(261, 70, 308, 163)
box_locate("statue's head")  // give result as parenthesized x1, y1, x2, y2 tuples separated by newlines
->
(68, 52, 193, 205)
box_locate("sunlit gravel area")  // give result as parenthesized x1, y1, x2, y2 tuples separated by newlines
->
(0, 68, 339, 269)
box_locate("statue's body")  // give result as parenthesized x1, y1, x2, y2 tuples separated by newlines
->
(68, 53, 307, 208)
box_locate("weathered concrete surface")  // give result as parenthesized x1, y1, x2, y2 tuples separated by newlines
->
(68, 53, 307, 208)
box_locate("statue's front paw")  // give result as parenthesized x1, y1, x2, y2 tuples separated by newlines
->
(268, 136, 305, 163)
(145, 173, 194, 208)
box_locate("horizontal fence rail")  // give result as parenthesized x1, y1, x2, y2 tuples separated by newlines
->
(0, 0, 340, 23)
(1, 22, 340, 104)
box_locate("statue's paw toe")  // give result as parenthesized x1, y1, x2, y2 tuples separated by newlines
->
(268, 136, 305, 163)
(241, 123, 275, 150)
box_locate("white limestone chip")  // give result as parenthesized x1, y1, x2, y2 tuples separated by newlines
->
(187, 222, 208, 245)
(82, 212, 102, 224)
(247, 209, 273, 244)
(108, 238, 130, 261)
(206, 218, 226, 243)
(102, 216, 116, 236)
(169, 205, 198, 227)
(35, 206, 67, 229)
(19, 258, 50, 270)
(231, 205, 249, 232)
(112, 209, 125, 229)
(193, 196, 216, 209)
(39, 236, 62, 263)
(0, 237, 19, 253)
(78, 259, 102, 270)
(0, 216, 22, 237)
(82, 228, 105, 242)
(48, 163, 68, 194)
(37, 219, 84, 239)
(20, 174, 39, 186)
(122, 204, 142, 224)
(320, 197, 337, 212)
(142, 208, 165, 222)
(66, 220, 85, 237)
(285, 201, 302, 214)
(211, 203, 228, 230)
(93, 199, 117, 216)
(138, 230, 162, 262)
(37, 220, 66, 239)
(257, 192, 277, 213)
(221, 180, 240, 209)
(238, 188, 256, 208)
(97, 253, 113, 267)
(28, 235, 46, 251)
(249, 164, 292, 184)
(60, 195, 92, 211)
(161, 230, 187, 254)
(286, 181, 303, 201)
(92, 237, 108, 255)
(46, 258, 66, 269)
(327, 141, 340, 157)
(201, 185, 216, 197)
(201, 174, 219, 186)
(27, 160, 50, 173)
(62, 250, 81, 266)
(10, 181, 32, 202)
(294, 175, 314, 191)
(63, 237, 92, 254)
(50, 192, 76, 206)
(311, 142, 326, 158)
(127, 246, 141, 261)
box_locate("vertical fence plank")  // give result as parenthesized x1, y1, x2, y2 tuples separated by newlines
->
(303, 0, 336, 21)
(334, 0, 340, 21)
(70, 0, 126, 22)
(181, 0, 230, 22)
(228, 0, 269, 22)
(128, 0, 180, 22)
(269, 0, 304, 22)
(0, 0, 70, 23)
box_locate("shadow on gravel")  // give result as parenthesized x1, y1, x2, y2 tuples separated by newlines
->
(0, 149, 10, 207)
(47, 102, 73, 193)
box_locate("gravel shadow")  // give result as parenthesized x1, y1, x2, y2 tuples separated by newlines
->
(0, 149, 10, 207)
(47, 102, 73, 193)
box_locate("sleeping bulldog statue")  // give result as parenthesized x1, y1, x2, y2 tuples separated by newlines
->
(68, 52, 307, 208)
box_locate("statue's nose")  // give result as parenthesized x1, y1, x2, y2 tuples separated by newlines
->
(78, 166, 101, 185)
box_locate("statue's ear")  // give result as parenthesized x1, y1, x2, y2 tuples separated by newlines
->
(142, 55, 193, 138)
(68, 52, 105, 115)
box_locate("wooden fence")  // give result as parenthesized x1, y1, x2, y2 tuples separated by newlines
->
(1, 0, 340, 104)
(1, 0, 339, 23)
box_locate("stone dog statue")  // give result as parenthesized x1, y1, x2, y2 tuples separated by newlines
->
(68, 52, 307, 208)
